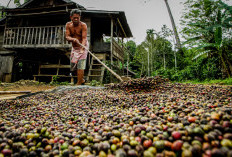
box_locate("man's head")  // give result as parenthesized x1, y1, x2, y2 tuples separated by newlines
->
(70, 9, 81, 25)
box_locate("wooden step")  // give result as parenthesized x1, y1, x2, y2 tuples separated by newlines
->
(40, 64, 70, 68)
(87, 53, 106, 83)
(33, 74, 66, 77)
(89, 69, 104, 71)
(88, 75, 103, 77)
(93, 58, 105, 60)
(94, 54, 106, 60)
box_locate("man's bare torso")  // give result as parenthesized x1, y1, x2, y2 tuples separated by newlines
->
(66, 21, 85, 48)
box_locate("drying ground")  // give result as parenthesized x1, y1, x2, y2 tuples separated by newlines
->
(0, 79, 232, 157)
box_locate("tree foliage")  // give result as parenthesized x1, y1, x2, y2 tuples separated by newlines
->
(132, 25, 175, 77)
(0, 0, 29, 18)
(128, 0, 232, 81)
(181, 0, 232, 78)
(0, 6, 5, 19)
(14, 0, 29, 7)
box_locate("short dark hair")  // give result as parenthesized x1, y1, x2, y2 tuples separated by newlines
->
(70, 9, 81, 16)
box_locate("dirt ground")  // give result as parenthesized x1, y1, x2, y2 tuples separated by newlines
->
(0, 79, 231, 101)
(0, 80, 57, 100)
(0, 84, 56, 92)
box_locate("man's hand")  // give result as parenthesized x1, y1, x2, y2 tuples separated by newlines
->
(73, 39, 80, 44)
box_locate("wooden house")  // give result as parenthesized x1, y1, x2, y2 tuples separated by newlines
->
(0, 0, 133, 84)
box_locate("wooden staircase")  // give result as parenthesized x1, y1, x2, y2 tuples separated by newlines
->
(33, 58, 77, 83)
(87, 54, 106, 83)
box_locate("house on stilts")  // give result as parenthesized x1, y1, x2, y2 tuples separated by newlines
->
(0, 0, 133, 84)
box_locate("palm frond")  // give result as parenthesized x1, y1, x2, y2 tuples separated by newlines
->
(195, 43, 217, 50)
(188, 22, 207, 28)
(192, 50, 211, 60)
(223, 17, 232, 27)
(219, 1, 232, 15)
(205, 24, 222, 30)
(182, 36, 203, 45)
(189, 29, 211, 34)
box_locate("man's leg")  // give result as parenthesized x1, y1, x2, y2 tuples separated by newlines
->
(77, 69, 85, 85)
(70, 62, 78, 84)
(77, 59, 86, 85)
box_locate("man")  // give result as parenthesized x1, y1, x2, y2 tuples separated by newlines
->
(66, 9, 88, 85)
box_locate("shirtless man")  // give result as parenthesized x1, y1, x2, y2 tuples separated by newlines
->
(66, 9, 88, 85)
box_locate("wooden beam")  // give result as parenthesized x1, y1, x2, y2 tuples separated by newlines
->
(2, 44, 71, 48)
(117, 18, 127, 38)
(56, 59, 60, 75)
(3, 26, 6, 45)
(12, 28, 16, 45)
(46, 27, 49, 44)
(42, 27, 45, 44)
(23, 28, 27, 45)
(50, 27, 53, 45)
(110, 17, 114, 82)
(4, 3, 74, 12)
(38, 27, 42, 44)
(6, 10, 69, 17)
(19, 28, 23, 44)
(27, 27, 31, 45)
(31, 28, 35, 45)
(9, 28, 12, 45)
(34, 27, 38, 44)
(54, 27, 57, 44)
(16, 28, 19, 45)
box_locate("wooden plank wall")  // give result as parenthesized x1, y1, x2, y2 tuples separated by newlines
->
(0, 54, 14, 82)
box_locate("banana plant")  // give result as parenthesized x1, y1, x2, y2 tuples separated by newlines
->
(184, 0, 232, 77)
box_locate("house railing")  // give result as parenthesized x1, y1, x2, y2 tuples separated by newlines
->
(112, 38, 124, 61)
(3, 25, 71, 48)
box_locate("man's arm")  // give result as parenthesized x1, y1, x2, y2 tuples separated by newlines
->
(65, 23, 79, 43)
(81, 23, 88, 48)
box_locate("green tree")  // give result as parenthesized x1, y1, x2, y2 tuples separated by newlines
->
(0, 6, 5, 19)
(134, 26, 174, 77)
(124, 40, 136, 62)
(0, 0, 30, 18)
(124, 40, 138, 76)
(134, 43, 147, 77)
(143, 0, 183, 55)
(181, 0, 232, 77)
(13, 0, 29, 7)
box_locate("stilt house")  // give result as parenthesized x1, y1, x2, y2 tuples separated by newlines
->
(0, 0, 133, 84)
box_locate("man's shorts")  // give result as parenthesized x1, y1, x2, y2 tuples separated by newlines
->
(71, 59, 86, 71)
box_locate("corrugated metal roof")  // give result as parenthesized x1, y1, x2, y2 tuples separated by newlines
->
(2, 0, 132, 37)
(17, 0, 85, 9)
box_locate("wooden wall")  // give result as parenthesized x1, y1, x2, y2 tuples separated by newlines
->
(0, 54, 14, 82)
(0, 26, 15, 82)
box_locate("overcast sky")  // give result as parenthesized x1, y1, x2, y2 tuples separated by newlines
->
(1, 0, 231, 45)
(76, 0, 185, 44)
(0, 0, 186, 44)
